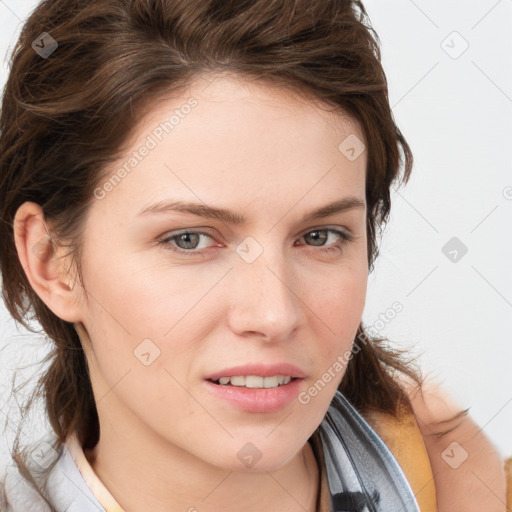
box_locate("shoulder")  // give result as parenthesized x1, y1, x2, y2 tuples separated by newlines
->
(399, 375, 507, 512)
(0, 459, 51, 512)
(0, 435, 65, 512)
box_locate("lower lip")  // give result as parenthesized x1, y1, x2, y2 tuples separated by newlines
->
(203, 378, 303, 413)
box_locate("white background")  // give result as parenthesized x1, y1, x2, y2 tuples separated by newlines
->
(0, 0, 511, 464)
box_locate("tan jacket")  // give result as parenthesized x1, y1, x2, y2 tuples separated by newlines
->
(363, 407, 512, 512)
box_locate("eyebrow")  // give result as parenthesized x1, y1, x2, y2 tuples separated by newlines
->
(136, 196, 365, 224)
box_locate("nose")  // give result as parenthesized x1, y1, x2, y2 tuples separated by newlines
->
(226, 241, 305, 342)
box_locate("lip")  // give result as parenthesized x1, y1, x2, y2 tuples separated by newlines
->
(203, 377, 304, 413)
(204, 363, 307, 382)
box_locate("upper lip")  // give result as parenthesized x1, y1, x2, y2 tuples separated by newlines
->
(205, 363, 306, 381)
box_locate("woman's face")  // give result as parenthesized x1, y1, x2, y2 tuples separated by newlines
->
(75, 73, 368, 471)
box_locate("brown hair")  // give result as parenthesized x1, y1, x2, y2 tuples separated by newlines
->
(0, 0, 424, 506)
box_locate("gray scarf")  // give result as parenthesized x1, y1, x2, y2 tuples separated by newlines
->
(316, 391, 420, 511)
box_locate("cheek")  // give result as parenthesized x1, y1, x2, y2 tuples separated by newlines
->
(78, 252, 232, 396)
(310, 261, 367, 326)
(306, 263, 367, 369)
(83, 245, 227, 333)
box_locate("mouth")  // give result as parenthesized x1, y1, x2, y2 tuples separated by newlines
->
(203, 375, 304, 413)
(206, 375, 298, 388)
(203, 363, 306, 412)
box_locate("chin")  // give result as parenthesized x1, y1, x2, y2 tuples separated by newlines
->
(212, 439, 305, 473)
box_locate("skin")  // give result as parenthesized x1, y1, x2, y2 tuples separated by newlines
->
(13, 73, 369, 512)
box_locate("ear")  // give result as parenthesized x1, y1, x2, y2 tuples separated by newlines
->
(13, 201, 83, 323)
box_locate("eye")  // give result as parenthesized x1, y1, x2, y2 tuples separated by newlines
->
(157, 227, 353, 257)
(157, 230, 216, 256)
(296, 228, 353, 254)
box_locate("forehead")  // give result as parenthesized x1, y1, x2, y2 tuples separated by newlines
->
(92, 72, 367, 221)
(149, 72, 365, 148)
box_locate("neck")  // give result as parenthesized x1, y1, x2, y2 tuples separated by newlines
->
(85, 414, 320, 512)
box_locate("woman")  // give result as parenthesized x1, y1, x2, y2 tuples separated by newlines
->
(0, 0, 509, 511)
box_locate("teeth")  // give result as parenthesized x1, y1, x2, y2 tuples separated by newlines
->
(214, 375, 292, 388)
(245, 376, 263, 388)
(230, 376, 246, 386)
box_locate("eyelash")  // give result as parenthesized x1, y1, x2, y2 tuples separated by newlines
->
(157, 228, 353, 257)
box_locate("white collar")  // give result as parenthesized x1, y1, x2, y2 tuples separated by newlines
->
(65, 432, 124, 512)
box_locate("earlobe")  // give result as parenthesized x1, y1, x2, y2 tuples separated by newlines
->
(13, 201, 83, 323)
